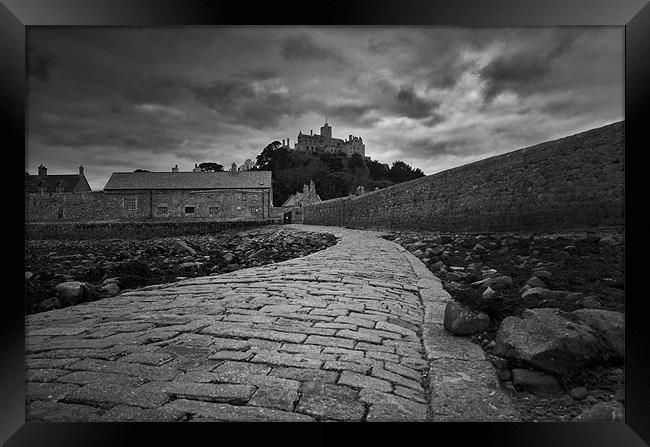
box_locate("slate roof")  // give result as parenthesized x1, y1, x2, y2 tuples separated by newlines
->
(103, 171, 272, 191)
(25, 174, 91, 193)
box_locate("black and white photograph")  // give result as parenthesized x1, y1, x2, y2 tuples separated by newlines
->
(21, 22, 628, 425)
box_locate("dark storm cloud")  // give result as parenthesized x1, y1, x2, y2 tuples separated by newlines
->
(479, 29, 583, 102)
(280, 34, 344, 63)
(395, 85, 441, 119)
(189, 77, 298, 129)
(25, 27, 623, 190)
(322, 102, 380, 128)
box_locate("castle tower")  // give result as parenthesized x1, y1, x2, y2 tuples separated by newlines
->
(320, 118, 332, 139)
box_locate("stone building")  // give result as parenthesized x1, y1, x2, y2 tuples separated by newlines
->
(281, 119, 365, 157)
(102, 169, 273, 221)
(281, 180, 321, 223)
(25, 164, 92, 195)
(26, 167, 274, 222)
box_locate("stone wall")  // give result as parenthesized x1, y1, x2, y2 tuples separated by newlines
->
(25, 189, 272, 222)
(304, 121, 625, 233)
(25, 220, 273, 240)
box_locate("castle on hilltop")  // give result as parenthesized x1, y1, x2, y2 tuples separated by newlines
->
(280, 119, 365, 157)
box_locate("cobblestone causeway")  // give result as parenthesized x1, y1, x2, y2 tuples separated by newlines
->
(25, 224, 519, 422)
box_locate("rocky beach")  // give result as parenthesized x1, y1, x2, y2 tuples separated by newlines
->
(25, 226, 337, 315)
(385, 229, 625, 421)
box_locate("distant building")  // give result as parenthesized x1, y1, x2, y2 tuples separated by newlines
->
(25, 164, 92, 195)
(26, 167, 274, 222)
(281, 119, 365, 157)
(102, 169, 273, 220)
(282, 180, 321, 224)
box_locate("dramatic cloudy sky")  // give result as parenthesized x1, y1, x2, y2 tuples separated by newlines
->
(26, 27, 623, 190)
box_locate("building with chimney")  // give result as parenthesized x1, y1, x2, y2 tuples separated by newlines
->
(25, 164, 92, 195)
(26, 165, 275, 222)
(281, 180, 321, 223)
(281, 119, 365, 157)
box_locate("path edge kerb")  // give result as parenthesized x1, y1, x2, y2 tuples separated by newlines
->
(394, 243, 521, 421)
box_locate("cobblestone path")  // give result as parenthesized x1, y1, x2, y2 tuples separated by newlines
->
(25, 225, 519, 422)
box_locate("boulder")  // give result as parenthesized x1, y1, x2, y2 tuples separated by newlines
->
(180, 261, 204, 271)
(39, 296, 61, 311)
(521, 287, 568, 300)
(25, 271, 34, 281)
(53, 281, 88, 306)
(100, 282, 120, 297)
(582, 296, 603, 309)
(494, 308, 603, 374)
(251, 248, 269, 259)
(532, 269, 553, 279)
(443, 302, 489, 336)
(572, 309, 625, 358)
(598, 236, 619, 255)
(569, 386, 589, 401)
(172, 239, 197, 255)
(482, 286, 497, 300)
(574, 401, 624, 422)
(413, 241, 428, 250)
(223, 252, 237, 264)
(511, 368, 562, 394)
(471, 275, 512, 290)
(526, 276, 546, 288)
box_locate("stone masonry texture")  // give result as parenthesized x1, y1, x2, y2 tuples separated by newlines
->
(24, 225, 518, 422)
(303, 122, 624, 232)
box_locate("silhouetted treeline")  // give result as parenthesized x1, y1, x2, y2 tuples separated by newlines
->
(253, 141, 425, 205)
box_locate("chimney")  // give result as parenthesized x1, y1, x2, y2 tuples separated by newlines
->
(310, 130, 313, 136)
(288, 137, 290, 147)
(172, 164, 179, 172)
(38, 164, 47, 177)
(78, 165, 84, 175)
(231, 162, 237, 172)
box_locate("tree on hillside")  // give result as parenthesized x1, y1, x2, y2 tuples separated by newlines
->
(198, 162, 224, 172)
(367, 159, 392, 181)
(389, 161, 425, 183)
(255, 141, 283, 170)
(315, 172, 356, 200)
(347, 153, 369, 188)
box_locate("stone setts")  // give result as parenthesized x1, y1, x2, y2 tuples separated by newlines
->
(24, 225, 519, 422)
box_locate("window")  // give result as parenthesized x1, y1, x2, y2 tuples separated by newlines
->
(249, 206, 260, 214)
(123, 197, 137, 211)
(57, 207, 64, 219)
(56, 185, 64, 194)
(157, 206, 168, 215)
(185, 206, 195, 214)
(242, 192, 247, 201)
(209, 206, 219, 215)
(38, 186, 46, 196)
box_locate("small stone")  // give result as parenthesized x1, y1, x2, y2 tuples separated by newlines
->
(582, 296, 603, 309)
(570, 386, 588, 400)
(511, 368, 562, 395)
(101, 283, 120, 297)
(574, 401, 624, 422)
(482, 287, 496, 300)
(39, 296, 61, 311)
(53, 281, 88, 306)
(526, 277, 546, 288)
(443, 302, 489, 336)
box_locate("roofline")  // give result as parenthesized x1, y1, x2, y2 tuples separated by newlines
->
(104, 187, 271, 191)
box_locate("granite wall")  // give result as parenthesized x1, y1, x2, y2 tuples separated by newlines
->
(304, 121, 625, 233)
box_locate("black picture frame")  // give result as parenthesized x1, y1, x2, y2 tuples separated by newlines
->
(3, 0, 649, 445)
